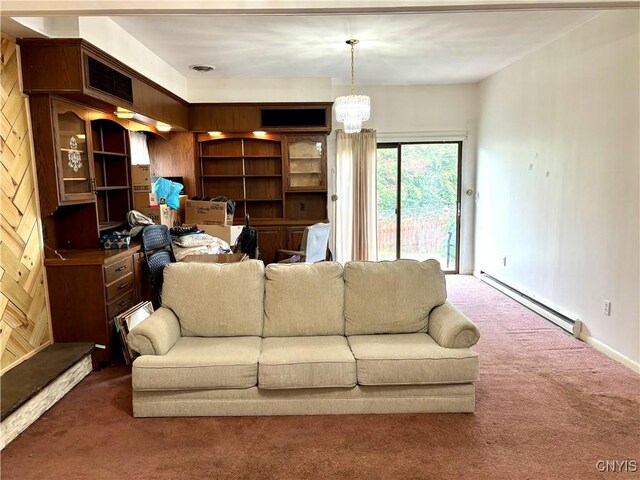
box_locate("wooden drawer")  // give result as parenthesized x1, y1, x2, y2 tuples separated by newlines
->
(106, 290, 136, 319)
(104, 256, 133, 284)
(105, 272, 134, 302)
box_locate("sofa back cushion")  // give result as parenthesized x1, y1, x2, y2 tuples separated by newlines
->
(162, 260, 264, 337)
(344, 259, 446, 335)
(263, 262, 344, 337)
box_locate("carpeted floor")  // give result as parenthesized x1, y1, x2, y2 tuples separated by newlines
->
(2, 275, 639, 480)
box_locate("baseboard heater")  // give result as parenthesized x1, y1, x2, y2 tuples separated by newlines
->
(478, 272, 582, 338)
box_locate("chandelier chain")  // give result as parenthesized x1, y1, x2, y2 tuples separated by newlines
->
(350, 41, 355, 95)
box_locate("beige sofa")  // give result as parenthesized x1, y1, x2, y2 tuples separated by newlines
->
(128, 259, 480, 417)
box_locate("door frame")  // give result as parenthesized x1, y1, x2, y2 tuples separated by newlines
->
(376, 140, 463, 273)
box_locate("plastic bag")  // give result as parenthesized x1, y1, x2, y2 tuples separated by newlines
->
(152, 178, 183, 209)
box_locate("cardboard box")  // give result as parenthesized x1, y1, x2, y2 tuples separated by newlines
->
(158, 196, 187, 227)
(185, 200, 233, 226)
(131, 165, 151, 190)
(160, 204, 180, 228)
(133, 191, 157, 209)
(137, 207, 160, 225)
(197, 224, 244, 246)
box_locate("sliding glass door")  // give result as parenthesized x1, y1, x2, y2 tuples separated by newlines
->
(377, 141, 461, 272)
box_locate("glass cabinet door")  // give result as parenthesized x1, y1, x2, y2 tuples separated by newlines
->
(55, 103, 94, 203)
(286, 136, 326, 190)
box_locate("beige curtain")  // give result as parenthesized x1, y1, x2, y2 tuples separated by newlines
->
(335, 129, 377, 262)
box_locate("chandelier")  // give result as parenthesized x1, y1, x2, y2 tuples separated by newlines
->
(335, 39, 370, 134)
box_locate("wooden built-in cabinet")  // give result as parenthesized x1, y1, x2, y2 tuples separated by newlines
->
(30, 96, 135, 250)
(197, 133, 328, 264)
(45, 247, 148, 366)
(91, 119, 133, 231)
(19, 38, 189, 131)
(53, 100, 95, 203)
(199, 135, 284, 221)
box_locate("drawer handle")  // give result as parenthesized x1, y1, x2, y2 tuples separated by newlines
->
(115, 265, 127, 272)
(118, 282, 129, 290)
(119, 300, 130, 307)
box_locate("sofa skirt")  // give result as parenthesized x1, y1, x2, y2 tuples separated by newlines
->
(132, 383, 476, 417)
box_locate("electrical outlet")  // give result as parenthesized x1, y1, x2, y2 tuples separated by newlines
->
(603, 300, 611, 316)
(502, 257, 507, 267)
(299, 202, 305, 212)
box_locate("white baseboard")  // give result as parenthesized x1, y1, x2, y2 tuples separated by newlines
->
(474, 271, 640, 374)
(578, 333, 640, 374)
(0, 355, 92, 450)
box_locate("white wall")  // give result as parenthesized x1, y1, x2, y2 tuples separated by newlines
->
(329, 84, 478, 272)
(188, 77, 333, 103)
(475, 11, 639, 365)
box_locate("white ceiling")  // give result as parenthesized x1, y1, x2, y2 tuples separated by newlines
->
(110, 10, 601, 85)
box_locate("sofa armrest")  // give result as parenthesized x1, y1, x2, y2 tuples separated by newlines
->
(127, 307, 181, 356)
(428, 301, 480, 349)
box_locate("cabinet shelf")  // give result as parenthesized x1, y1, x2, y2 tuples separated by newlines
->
(289, 156, 322, 160)
(241, 198, 282, 202)
(201, 155, 281, 160)
(94, 150, 128, 157)
(202, 174, 282, 178)
(290, 171, 322, 174)
(63, 177, 88, 181)
(96, 186, 130, 191)
(98, 221, 126, 231)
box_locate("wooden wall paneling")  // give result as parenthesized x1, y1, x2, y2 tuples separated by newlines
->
(131, 77, 189, 131)
(189, 104, 261, 132)
(17, 43, 83, 93)
(0, 33, 54, 372)
(25, 95, 58, 216)
(147, 132, 197, 197)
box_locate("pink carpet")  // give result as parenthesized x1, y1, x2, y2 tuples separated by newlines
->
(2, 275, 639, 479)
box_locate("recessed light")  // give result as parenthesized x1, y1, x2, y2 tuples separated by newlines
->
(253, 131, 267, 136)
(189, 64, 216, 73)
(156, 122, 172, 132)
(115, 107, 135, 119)
(208, 131, 223, 137)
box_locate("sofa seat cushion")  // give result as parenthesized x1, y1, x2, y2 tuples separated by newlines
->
(347, 333, 478, 386)
(133, 336, 261, 391)
(259, 336, 356, 389)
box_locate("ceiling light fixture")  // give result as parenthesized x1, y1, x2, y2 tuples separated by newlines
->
(334, 39, 370, 134)
(253, 130, 267, 136)
(190, 64, 216, 73)
(208, 131, 223, 137)
(156, 122, 172, 132)
(114, 107, 135, 119)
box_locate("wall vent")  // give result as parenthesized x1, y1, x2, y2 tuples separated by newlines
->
(86, 56, 133, 104)
(261, 108, 326, 128)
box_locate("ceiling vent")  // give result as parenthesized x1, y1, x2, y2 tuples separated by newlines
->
(190, 64, 216, 73)
(86, 55, 133, 104)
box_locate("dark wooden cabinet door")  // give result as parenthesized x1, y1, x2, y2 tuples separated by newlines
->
(46, 264, 111, 363)
(255, 226, 284, 265)
(286, 226, 306, 251)
(133, 252, 152, 304)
